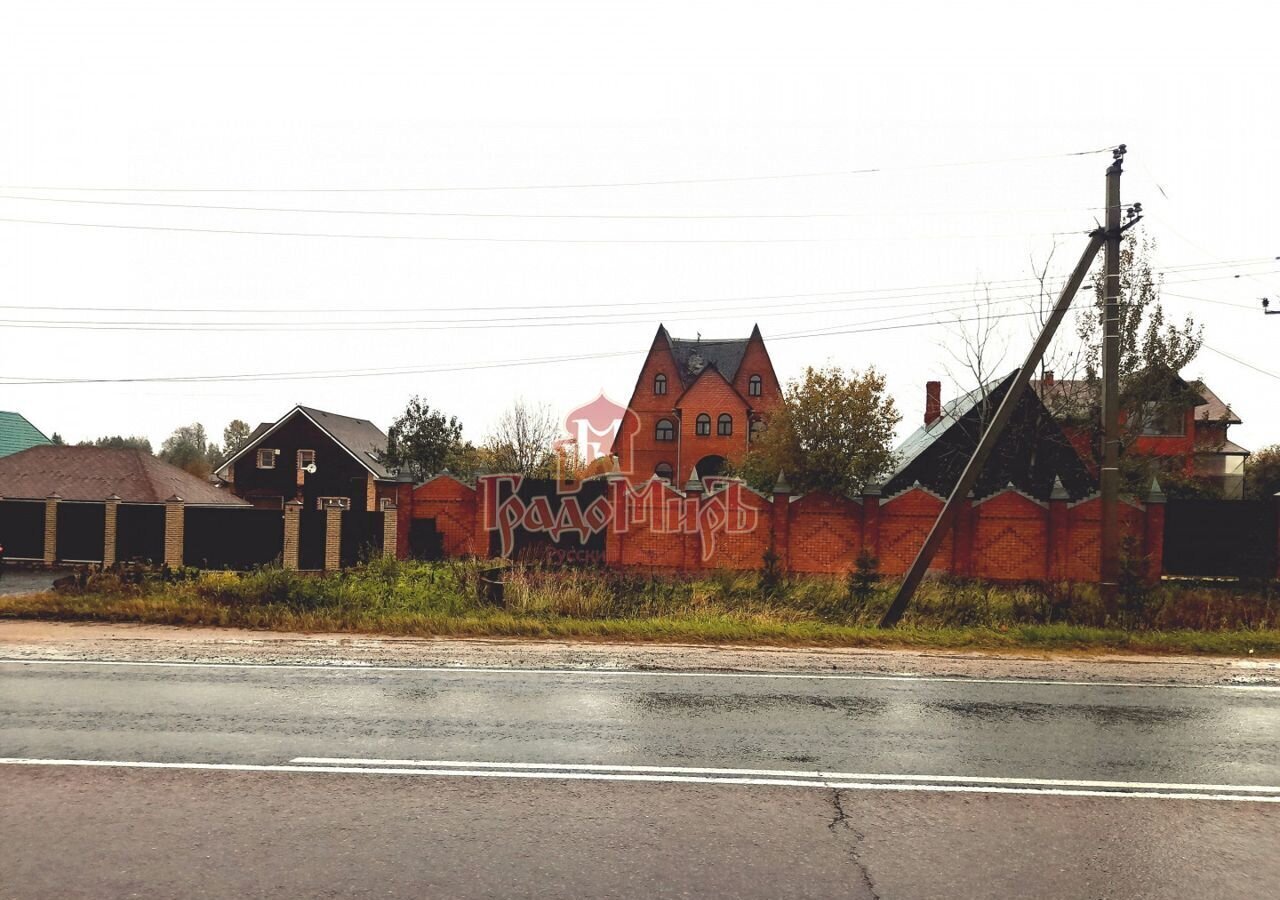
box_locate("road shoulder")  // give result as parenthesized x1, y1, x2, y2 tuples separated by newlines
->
(2, 619, 1277, 686)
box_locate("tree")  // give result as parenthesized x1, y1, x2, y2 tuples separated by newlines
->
(1245, 445, 1280, 500)
(77, 435, 154, 452)
(159, 423, 220, 478)
(49, 432, 65, 446)
(380, 396, 472, 481)
(739, 365, 900, 497)
(222, 420, 253, 456)
(483, 400, 560, 477)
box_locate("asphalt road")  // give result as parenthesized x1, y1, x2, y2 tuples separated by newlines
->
(3, 658, 1279, 898)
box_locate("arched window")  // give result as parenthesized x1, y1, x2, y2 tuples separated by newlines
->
(655, 462, 674, 480)
(749, 374, 762, 397)
(717, 413, 733, 436)
(654, 373, 667, 396)
(695, 413, 711, 436)
(750, 419, 766, 442)
(655, 418, 675, 441)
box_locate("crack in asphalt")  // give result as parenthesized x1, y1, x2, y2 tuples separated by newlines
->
(828, 788, 882, 900)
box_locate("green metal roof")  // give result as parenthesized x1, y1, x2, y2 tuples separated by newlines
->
(0, 411, 52, 459)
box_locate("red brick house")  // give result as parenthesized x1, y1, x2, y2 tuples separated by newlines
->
(612, 325, 782, 484)
(1033, 372, 1249, 498)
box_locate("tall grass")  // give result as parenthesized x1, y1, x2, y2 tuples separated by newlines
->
(2, 559, 1278, 654)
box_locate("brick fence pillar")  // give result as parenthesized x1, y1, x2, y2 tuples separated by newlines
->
(283, 499, 302, 570)
(861, 483, 882, 560)
(381, 500, 398, 560)
(324, 506, 342, 571)
(1048, 477, 1070, 581)
(103, 494, 121, 566)
(1144, 477, 1167, 585)
(770, 472, 792, 572)
(43, 493, 60, 565)
(164, 495, 185, 568)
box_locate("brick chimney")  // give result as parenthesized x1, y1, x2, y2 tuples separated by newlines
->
(1043, 370, 1055, 387)
(924, 381, 942, 426)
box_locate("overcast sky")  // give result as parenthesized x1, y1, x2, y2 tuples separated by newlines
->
(2, 1, 1277, 455)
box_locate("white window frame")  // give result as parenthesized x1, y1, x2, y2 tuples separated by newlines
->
(257, 448, 278, 469)
(316, 496, 352, 510)
(297, 449, 316, 470)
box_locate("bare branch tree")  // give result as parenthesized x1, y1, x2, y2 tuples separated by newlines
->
(484, 399, 561, 477)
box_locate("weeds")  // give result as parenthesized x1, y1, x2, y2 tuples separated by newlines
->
(3, 559, 1279, 656)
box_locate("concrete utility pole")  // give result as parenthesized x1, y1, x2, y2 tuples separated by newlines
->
(1099, 145, 1125, 600)
(878, 145, 1141, 629)
(878, 229, 1106, 628)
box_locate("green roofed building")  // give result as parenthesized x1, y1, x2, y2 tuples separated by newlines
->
(0, 411, 52, 459)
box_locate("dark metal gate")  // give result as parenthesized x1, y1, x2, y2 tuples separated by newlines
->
(340, 511, 384, 566)
(0, 500, 46, 560)
(1163, 499, 1277, 578)
(57, 502, 105, 562)
(117, 504, 165, 563)
(298, 509, 327, 570)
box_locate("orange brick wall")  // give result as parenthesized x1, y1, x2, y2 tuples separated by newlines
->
(411, 476, 481, 557)
(402, 477, 1167, 585)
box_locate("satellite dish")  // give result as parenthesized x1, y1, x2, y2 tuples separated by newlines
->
(302, 463, 317, 475)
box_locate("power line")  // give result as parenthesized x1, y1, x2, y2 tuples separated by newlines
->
(0, 145, 1115, 194)
(0, 215, 1083, 244)
(0, 255, 1270, 319)
(0, 193, 1108, 221)
(1201, 344, 1280, 381)
(0, 266, 1266, 333)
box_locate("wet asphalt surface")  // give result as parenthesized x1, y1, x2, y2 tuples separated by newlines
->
(3, 660, 1279, 898)
(0, 570, 56, 597)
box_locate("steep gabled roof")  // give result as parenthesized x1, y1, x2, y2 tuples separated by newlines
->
(216, 406, 394, 479)
(1190, 381, 1242, 425)
(887, 372, 1096, 501)
(0, 446, 249, 504)
(660, 325, 754, 388)
(0, 411, 52, 459)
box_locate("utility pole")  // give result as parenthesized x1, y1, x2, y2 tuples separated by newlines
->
(879, 144, 1140, 629)
(878, 229, 1105, 627)
(1099, 145, 1125, 600)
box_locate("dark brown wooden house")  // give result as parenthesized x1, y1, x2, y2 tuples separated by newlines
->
(216, 406, 406, 511)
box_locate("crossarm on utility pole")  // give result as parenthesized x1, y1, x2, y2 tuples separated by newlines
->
(878, 229, 1105, 628)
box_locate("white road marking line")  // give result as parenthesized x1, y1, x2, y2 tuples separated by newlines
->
(287, 757, 1280, 794)
(1, 757, 1277, 802)
(3, 657, 1277, 691)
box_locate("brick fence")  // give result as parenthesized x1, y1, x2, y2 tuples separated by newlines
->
(402, 474, 1173, 583)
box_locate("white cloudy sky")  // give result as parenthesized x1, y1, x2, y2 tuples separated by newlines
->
(1, 1, 1277, 453)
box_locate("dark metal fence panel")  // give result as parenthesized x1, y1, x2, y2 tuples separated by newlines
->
(1163, 499, 1277, 578)
(484, 478, 609, 565)
(0, 500, 46, 559)
(184, 507, 284, 570)
(340, 511, 384, 567)
(117, 504, 165, 563)
(56, 502, 105, 562)
(299, 509, 327, 570)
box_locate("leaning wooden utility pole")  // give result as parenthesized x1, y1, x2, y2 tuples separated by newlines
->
(1099, 146, 1126, 600)
(878, 146, 1137, 629)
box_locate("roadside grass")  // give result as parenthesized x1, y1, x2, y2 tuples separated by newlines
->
(2, 558, 1278, 656)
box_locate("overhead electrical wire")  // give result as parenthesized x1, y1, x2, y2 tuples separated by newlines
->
(0, 145, 1115, 194)
(0, 215, 1086, 244)
(0, 194, 1110, 221)
(0, 256, 1272, 319)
